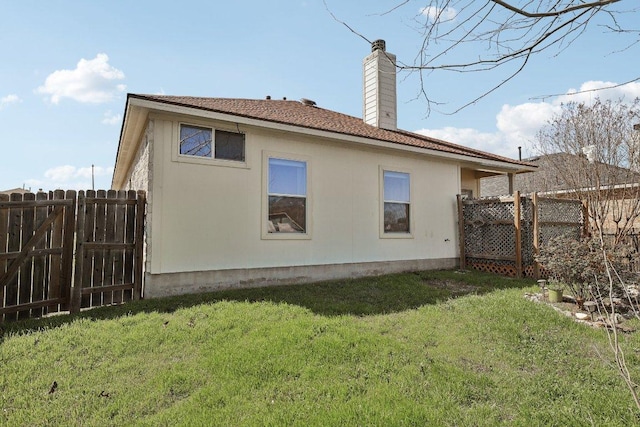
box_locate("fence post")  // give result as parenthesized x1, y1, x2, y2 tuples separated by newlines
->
(582, 199, 590, 238)
(457, 194, 466, 270)
(71, 191, 85, 313)
(0, 193, 8, 322)
(32, 191, 49, 317)
(532, 192, 540, 279)
(514, 191, 522, 278)
(134, 191, 146, 299)
(5, 193, 23, 321)
(60, 190, 76, 312)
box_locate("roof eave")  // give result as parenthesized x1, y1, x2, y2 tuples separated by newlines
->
(112, 95, 149, 189)
(117, 95, 534, 178)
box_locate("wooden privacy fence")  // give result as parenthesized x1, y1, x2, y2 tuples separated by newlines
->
(0, 190, 145, 321)
(457, 192, 587, 278)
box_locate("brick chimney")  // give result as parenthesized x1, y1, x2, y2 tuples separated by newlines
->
(363, 39, 397, 130)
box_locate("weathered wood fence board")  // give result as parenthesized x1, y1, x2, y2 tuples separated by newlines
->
(458, 192, 585, 279)
(0, 190, 145, 321)
(0, 191, 76, 321)
(74, 190, 142, 311)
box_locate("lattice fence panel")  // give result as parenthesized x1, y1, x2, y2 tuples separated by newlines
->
(539, 224, 582, 246)
(538, 198, 583, 223)
(466, 258, 518, 277)
(538, 197, 584, 247)
(521, 197, 535, 264)
(461, 194, 583, 278)
(463, 198, 516, 259)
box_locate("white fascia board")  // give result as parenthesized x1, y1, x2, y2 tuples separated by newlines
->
(128, 97, 532, 174)
(112, 100, 149, 189)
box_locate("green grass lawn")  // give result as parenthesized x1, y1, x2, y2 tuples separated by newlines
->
(2, 270, 640, 426)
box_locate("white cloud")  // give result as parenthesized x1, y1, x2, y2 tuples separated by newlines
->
(102, 110, 122, 125)
(44, 165, 77, 182)
(415, 80, 640, 160)
(420, 6, 457, 22)
(495, 102, 561, 146)
(27, 165, 115, 191)
(416, 126, 508, 154)
(0, 94, 21, 109)
(36, 53, 126, 104)
(555, 80, 640, 105)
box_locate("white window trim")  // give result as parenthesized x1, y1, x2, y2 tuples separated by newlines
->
(379, 165, 414, 239)
(262, 150, 312, 240)
(172, 121, 248, 169)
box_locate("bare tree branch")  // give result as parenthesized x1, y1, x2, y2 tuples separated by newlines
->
(535, 99, 640, 410)
(491, 0, 621, 18)
(326, 0, 637, 114)
(531, 76, 640, 101)
(323, 0, 372, 45)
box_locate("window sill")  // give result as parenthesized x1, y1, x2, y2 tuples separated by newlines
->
(261, 232, 312, 240)
(380, 232, 414, 239)
(173, 154, 248, 169)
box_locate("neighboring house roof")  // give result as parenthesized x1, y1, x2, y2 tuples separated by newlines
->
(481, 152, 640, 196)
(0, 187, 30, 195)
(113, 94, 536, 188)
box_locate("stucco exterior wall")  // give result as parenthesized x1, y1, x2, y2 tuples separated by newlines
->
(140, 113, 461, 295)
(460, 169, 479, 198)
(124, 120, 152, 193)
(123, 120, 154, 273)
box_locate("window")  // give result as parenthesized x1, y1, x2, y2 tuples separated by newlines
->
(267, 157, 307, 234)
(214, 130, 245, 161)
(383, 170, 410, 234)
(180, 124, 211, 157)
(179, 124, 245, 161)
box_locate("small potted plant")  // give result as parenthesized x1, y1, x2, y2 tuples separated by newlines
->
(536, 235, 595, 307)
(547, 281, 564, 303)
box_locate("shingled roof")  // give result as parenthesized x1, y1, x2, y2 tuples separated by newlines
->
(127, 94, 532, 168)
(481, 152, 640, 196)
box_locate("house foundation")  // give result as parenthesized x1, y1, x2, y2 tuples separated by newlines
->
(143, 257, 458, 298)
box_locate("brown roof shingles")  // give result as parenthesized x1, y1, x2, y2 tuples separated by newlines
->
(131, 94, 531, 168)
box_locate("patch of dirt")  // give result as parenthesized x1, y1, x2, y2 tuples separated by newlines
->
(426, 279, 480, 295)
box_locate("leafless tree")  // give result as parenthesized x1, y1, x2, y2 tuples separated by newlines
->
(535, 98, 640, 410)
(535, 98, 640, 244)
(327, 1, 638, 114)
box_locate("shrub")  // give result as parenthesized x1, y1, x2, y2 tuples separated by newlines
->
(536, 235, 639, 301)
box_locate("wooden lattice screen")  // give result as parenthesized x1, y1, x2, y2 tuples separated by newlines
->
(457, 192, 586, 278)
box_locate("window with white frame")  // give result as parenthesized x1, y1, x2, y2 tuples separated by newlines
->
(383, 170, 410, 233)
(179, 124, 245, 161)
(267, 157, 307, 234)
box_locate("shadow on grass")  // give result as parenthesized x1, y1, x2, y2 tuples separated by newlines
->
(1, 270, 534, 337)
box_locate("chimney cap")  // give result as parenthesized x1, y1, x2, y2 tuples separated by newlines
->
(371, 39, 386, 52)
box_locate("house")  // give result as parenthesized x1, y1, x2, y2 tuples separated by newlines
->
(1, 187, 31, 195)
(481, 152, 640, 234)
(111, 40, 535, 298)
(482, 152, 640, 196)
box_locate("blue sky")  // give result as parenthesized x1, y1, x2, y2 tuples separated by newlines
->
(1, 0, 638, 192)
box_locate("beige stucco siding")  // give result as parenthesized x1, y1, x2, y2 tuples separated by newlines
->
(123, 121, 152, 194)
(460, 168, 479, 197)
(147, 114, 460, 276)
(122, 120, 154, 273)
